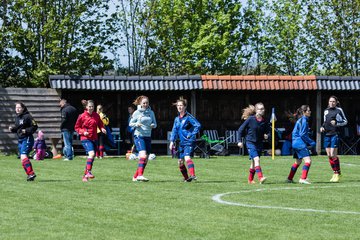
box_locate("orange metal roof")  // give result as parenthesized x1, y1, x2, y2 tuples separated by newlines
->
(201, 75, 317, 90)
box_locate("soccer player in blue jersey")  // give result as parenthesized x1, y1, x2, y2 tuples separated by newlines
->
(287, 105, 316, 184)
(237, 103, 270, 184)
(169, 97, 201, 182)
(320, 96, 347, 182)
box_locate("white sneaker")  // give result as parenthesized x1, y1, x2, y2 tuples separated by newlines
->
(136, 176, 149, 182)
(299, 178, 311, 184)
(259, 177, 267, 184)
(132, 177, 137, 182)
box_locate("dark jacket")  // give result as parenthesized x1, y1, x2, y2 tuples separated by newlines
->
(60, 103, 78, 131)
(11, 110, 38, 139)
(170, 112, 201, 146)
(238, 115, 270, 145)
(322, 107, 347, 136)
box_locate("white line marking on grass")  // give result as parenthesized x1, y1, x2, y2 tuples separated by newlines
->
(212, 185, 360, 214)
(343, 163, 360, 167)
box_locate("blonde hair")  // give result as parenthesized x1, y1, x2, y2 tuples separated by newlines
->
(172, 96, 187, 107)
(86, 100, 94, 106)
(133, 95, 149, 106)
(241, 105, 256, 120)
(241, 103, 264, 120)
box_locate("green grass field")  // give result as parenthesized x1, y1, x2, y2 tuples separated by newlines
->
(1, 154, 360, 240)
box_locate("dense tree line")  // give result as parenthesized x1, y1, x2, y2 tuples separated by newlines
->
(0, 0, 359, 87)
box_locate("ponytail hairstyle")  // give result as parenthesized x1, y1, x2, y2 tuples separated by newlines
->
(172, 96, 187, 107)
(295, 105, 309, 119)
(241, 105, 256, 120)
(133, 95, 149, 106)
(15, 101, 28, 113)
(328, 95, 341, 107)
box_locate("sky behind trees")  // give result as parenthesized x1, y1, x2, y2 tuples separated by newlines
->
(0, 0, 359, 87)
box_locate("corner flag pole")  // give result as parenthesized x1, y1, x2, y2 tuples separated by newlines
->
(271, 108, 276, 160)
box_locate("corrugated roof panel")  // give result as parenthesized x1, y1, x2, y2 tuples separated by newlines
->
(193, 80, 200, 88)
(49, 75, 360, 91)
(238, 80, 244, 89)
(183, 80, 188, 90)
(176, 80, 182, 90)
(171, 81, 180, 90)
(252, 80, 261, 90)
(355, 81, 360, 89)
(347, 81, 353, 90)
(208, 80, 214, 89)
(339, 81, 344, 90)
(345, 81, 350, 90)
(277, 80, 283, 90)
(152, 80, 157, 90)
(214, 80, 219, 90)
(327, 80, 332, 90)
(105, 80, 110, 90)
(301, 80, 306, 90)
(165, 80, 170, 90)
(228, 79, 234, 89)
(192, 80, 198, 89)
(186, 80, 192, 90)
(277, 80, 282, 90)
(330, 81, 336, 90)
(186, 80, 191, 90)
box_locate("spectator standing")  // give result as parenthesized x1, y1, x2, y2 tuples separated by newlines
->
(60, 99, 78, 161)
(9, 102, 38, 181)
(96, 104, 109, 159)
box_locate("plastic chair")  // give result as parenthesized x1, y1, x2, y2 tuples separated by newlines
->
(225, 130, 244, 155)
(339, 126, 359, 155)
(202, 130, 226, 154)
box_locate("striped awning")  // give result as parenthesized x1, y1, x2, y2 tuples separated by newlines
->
(49, 75, 360, 91)
(201, 75, 317, 90)
(316, 76, 360, 90)
(49, 75, 203, 91)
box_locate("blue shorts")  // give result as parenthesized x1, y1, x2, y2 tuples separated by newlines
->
(18, 136, 34, 155)
(324, 135, 338, 148)
(81, 140, 97, 153)
(177, 144, 195, 159)
(134, 136, 152, 153)
(293, 148, 310, 159)
(246, 142, 262, 160)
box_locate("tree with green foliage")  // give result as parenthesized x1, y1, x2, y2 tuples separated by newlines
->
(0, 0, 114, 87)
(140, 0, 243, 75)
(304, 0, 360, 76)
